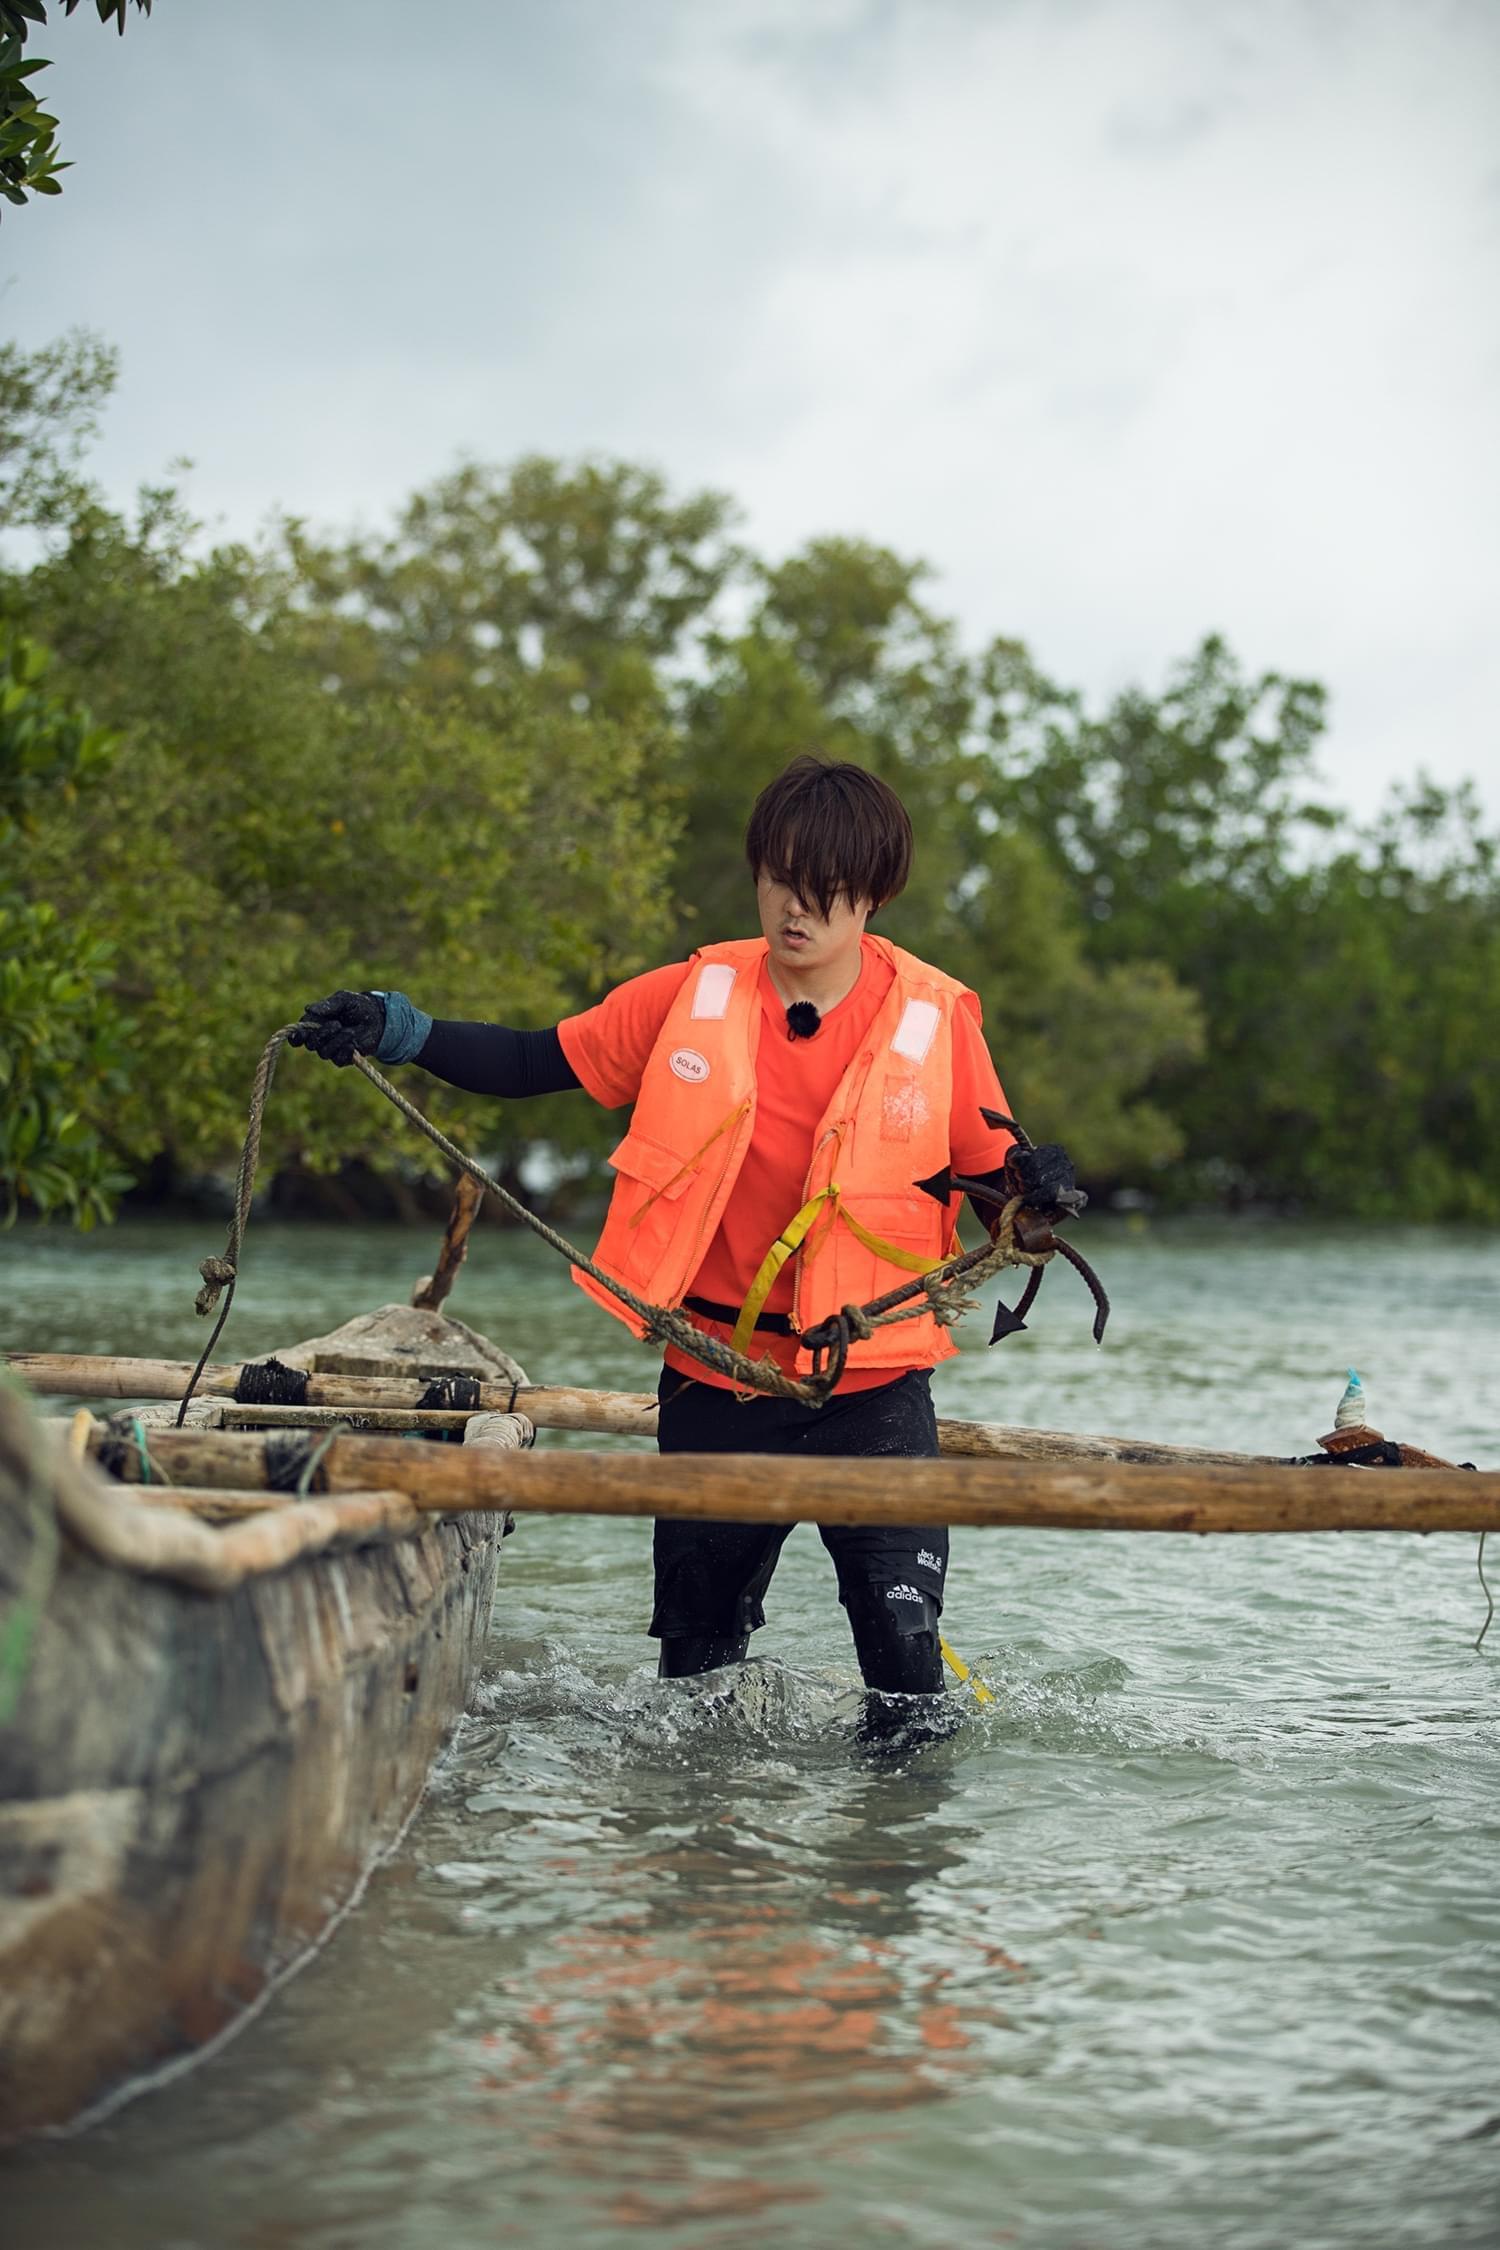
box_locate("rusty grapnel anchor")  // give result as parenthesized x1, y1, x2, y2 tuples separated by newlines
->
(917, 1108, 1110, 1347)
(794, 1109, 1110, 1381)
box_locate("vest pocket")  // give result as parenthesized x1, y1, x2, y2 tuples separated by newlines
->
(822, 1188, 946, 1308)
(607, 1127, 699, 1283)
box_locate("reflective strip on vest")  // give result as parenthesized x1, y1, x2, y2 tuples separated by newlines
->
(891, 997, 940, 1062)
(690, 963, 737, 1020)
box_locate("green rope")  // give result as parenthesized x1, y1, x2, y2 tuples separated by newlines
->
(130, 1414, 157, 1486)
(295, 1430, 339, 1499)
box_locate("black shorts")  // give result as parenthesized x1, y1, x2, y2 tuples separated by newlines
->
(650, 1367, 948, 1641)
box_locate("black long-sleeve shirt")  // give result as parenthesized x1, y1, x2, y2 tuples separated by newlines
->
(415, 1020, 580, 1098)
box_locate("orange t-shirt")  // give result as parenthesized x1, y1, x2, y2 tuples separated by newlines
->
(558, 938, 1014, 1391)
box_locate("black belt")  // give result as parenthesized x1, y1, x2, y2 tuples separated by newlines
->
(682, 1294, 796, 1337)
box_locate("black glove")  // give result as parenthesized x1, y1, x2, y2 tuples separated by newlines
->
(1002, 1140, 1086, 1223)
(287, 990, 386, 1068)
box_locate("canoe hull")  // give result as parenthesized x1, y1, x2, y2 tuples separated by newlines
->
(0, 1506, 503, 2140)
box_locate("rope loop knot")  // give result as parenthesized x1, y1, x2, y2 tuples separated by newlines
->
(195, 1256, 237, 1316)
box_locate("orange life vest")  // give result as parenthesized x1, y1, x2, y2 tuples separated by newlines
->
(572, 935, 972, 1374)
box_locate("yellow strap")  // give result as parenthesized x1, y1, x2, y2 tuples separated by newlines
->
(730, 1184, 945, 1355)
(940, 1634, 996, 1706)
(730, 1187, 838, 1353)
(832, 1203, 944, 1276)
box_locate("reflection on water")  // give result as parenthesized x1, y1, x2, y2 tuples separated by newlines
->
(4, 1217, 1499, 2248)
(449, 1673, 977, 2152)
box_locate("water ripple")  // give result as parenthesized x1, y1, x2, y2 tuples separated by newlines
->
(5, 1217, 1499, 2250)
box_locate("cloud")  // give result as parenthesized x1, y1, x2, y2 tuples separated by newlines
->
(5, 0, 1497, 809)
(652, 0, 1500, 803)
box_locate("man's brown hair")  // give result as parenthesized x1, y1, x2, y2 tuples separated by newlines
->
(744, 754, 913, 918)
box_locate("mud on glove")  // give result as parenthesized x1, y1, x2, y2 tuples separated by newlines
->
(1002, 1140, 1087, 1224)
(1002, 1152, 1083, 1224)
(287, 990, 387, 1068)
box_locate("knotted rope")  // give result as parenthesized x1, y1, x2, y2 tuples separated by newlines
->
(182, 1026, 1070, 1421)
(177, 1029, 292, 1421)
(792, 1191, 1079, 1378)
(845, 1195, 1051, 1335)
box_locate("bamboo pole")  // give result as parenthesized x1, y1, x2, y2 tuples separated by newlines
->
(64, 1421, 1500, 1533)
(8, 1352, 247, 1398)
(9, 1352, 1283, 1466)
(210, 1400, 1263, 1465)
(955, 1422, 1259, 1467)
(8, 1354, 655, 1436)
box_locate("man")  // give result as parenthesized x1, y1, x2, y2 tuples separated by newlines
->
(292, 755, 1068, 1728)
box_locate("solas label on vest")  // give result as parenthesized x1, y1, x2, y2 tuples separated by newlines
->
(668, 1047, 711, 1083)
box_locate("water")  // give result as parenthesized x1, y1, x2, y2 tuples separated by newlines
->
(3, 1216, 1499, 2247)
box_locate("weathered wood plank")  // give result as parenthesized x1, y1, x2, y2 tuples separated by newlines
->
(219, 1404, 476, 1434)
(73, 1422, 1500, 1533)
(116, 1486, 286, 1517)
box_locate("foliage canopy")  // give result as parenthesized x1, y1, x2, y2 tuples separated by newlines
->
(4, 333, 1497, 1225)
(0, 0, 150, 218)
(0, 630, 131, 1223)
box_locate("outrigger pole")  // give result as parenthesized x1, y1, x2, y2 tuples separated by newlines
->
(54, 1420, 1500, 1536)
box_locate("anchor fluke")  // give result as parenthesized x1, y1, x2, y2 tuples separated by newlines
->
(913, 1167, 954, 1204)
(980, 1106, 1030, 1146)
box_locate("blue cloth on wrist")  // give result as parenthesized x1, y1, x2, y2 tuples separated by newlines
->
(371, 989, 433, 1066)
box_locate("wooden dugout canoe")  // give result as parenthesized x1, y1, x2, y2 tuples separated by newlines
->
(0, 1304, 523, 2144)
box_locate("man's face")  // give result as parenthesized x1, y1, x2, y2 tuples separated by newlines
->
(755, 872, 872, 973)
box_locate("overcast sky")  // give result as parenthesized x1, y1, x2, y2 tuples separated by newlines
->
(6, 0, 1497, 814)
